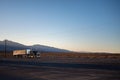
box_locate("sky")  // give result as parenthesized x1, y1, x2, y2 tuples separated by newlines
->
(0, 0, 120, 53)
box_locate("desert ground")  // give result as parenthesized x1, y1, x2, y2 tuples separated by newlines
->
(0, 57, 120, 80)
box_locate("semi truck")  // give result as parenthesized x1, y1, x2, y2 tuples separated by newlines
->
(13, 49, 40, 58)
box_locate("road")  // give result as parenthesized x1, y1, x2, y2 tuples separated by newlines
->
(0, 59, 120, 80)
(1, 59, 120, 70)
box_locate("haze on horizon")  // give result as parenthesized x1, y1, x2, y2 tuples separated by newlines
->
(0, 0, 120, 53)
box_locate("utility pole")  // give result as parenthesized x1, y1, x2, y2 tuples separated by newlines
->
(4, 39, 7, 58)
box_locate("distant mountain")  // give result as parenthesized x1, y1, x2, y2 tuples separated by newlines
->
(29, 44, 70, 52)
(0, 40, 70, 52)
(0, 40, 28, 51)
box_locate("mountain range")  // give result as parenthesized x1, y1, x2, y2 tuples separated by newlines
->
(0, 40, 70, 52)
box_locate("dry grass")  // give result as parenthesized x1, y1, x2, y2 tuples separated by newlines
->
(40, 52, 120, 59)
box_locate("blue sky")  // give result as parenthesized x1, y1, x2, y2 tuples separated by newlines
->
(0, 0, 120, 53)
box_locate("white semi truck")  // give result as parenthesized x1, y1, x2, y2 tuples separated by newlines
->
(13, 49, 40, 58)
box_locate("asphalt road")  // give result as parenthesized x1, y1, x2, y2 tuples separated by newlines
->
(0, 59, 120, 80)
(1, 59, 120, 70)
